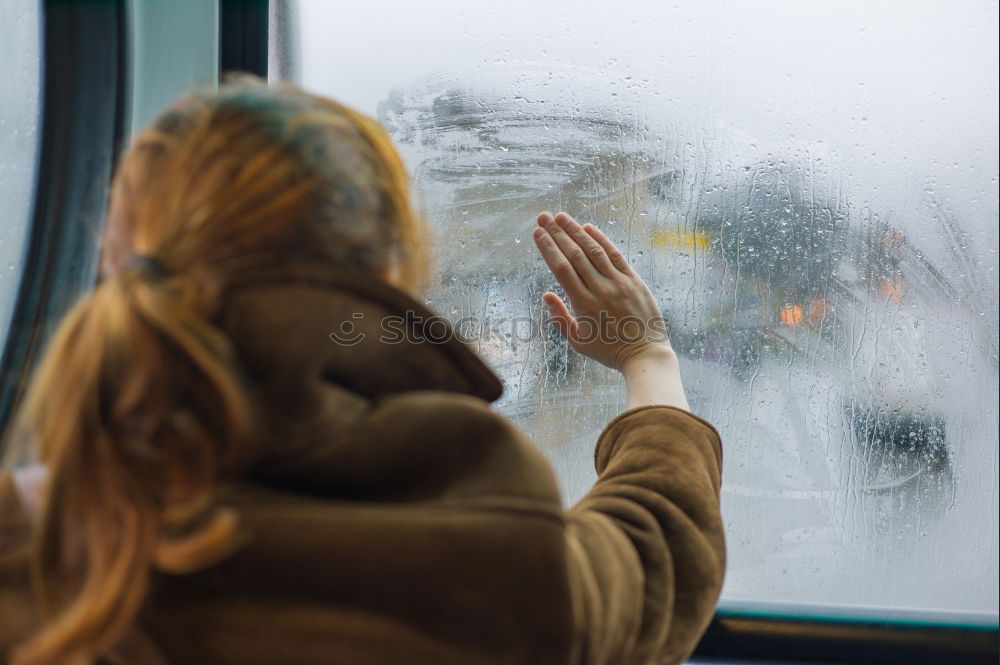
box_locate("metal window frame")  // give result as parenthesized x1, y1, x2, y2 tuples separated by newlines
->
(0, 0, 128, 437)
(0, 0, 220, 443)
(220, 0, 269, 77)
(692, 605, 997, 664)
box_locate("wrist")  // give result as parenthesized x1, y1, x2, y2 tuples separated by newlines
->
(619, 343, 679, 376)
(620, 343, 689, 411)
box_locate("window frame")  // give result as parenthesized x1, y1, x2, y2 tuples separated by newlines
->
(0, 0, 128, 436)
(692, 603, 997, 664)
(220, 0, 269, 76)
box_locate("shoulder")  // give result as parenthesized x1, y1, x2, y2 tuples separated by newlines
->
(249, 390, 564, 508)
(372, 391, 521, 446)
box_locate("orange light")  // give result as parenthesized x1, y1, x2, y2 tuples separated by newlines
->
(879, 278, 904, 301)
(780, 303, 804, 327)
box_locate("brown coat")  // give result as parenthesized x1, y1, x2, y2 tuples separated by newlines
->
(0, 269, 725, 665)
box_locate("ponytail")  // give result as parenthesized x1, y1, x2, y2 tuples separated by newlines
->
(8, 74, 428, 663)
(11, 264, 252, 665)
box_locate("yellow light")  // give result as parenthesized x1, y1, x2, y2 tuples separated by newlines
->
(651, 230, 712, 251)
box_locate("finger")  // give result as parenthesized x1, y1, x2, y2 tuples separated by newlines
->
(582, 223, 635, 275)
(553, 212, 619, 279)
(533, 226, 588, 301)
(540, 213, 603, 290)
(537, 211, 554, 227)
(542, 292, 578, 340)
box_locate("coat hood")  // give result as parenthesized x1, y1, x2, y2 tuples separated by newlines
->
(222, 264, 503, 403)
(217, 264, 509, 495)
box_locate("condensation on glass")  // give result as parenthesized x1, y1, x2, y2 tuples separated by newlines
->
(0, 0, 40, 341)
(290, 0, 1000, 615)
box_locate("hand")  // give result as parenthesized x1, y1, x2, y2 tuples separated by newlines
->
(532, 211, 673, 372)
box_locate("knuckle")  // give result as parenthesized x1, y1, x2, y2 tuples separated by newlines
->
(553, 262, 575, 278)
(565, 248, 586, 264)
(594, 282, 619, 299)
(585, 245, 605, 259)
(611, 276, 632, 292)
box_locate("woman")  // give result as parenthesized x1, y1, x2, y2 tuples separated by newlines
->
(0, 78, 724, 665)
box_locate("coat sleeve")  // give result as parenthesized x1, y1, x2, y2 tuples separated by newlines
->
(565, 406, 725, 665)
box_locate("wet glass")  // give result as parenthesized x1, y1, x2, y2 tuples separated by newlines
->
(0, 1, 41, 341)
(289, 0, 999, 618)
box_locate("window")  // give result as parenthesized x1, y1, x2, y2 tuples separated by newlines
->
(286, 0, 999, 620)
(0, 0, 40, 342)
(0, 0, 218, 438)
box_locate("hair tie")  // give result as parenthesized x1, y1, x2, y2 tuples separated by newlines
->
(124, 254, 171, 282)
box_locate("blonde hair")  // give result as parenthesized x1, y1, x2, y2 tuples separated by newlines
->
(10, 76, 428, 665)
